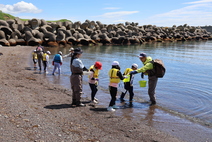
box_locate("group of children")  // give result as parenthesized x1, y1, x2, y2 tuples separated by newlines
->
(32, 46, 150, 112)
(89, 60, 138, 112)
(32, 45, 65, 75)
(32, 45, 51, 73)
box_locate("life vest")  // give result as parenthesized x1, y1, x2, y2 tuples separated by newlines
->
(109, 68, 120, 83)
(124, 68, 133, 75)
(89, 65, 100, 78)
(43, 53, 47, 61)
(32, 52, 37, 59)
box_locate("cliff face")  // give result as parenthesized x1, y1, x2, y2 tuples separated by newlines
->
(0, 18, 212, 47)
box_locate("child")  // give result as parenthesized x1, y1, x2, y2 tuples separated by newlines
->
(88, 61, 102, 104)
(32, 50, 37, 68)
(43, 51, 51, 73)
(52, 51, 63, 75)
(120, 63, 138, 107)
(107, 61, 124, 111)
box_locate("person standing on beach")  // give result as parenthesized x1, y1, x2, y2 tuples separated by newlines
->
(32, 50, 38, 68)
(70, 48, 88, 107)
(120, 63, 138, 107)
(42, 51, 51, 73)
(107, 61, 124, 111)
(36, 44, 44, 71)
(52, 51, 63, 75)
(63, 47, 74, 58)
(130, 52, 158, 105)
(88, 61, 102, 104)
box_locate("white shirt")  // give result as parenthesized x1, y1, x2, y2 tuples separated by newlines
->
(72, 58, 84, 69)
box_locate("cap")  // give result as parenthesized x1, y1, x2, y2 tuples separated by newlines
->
(58, 51, 62, 55)
(112, 61, 119, 66)
(33, 50, 36, 52)
(132, 63, 138, 68)
(46, 51, 51, 54)
(138, 52, 146, 58)
(74, 48, 83, 54)
(94, 61, 102, 70)
(69, 47, 74, 51)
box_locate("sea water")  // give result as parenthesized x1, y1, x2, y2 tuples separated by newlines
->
(45, 40, 212, 127)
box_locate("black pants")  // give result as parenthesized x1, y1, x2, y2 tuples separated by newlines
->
(43, 61, 47, 71)
(89, 83, 98, 101)
(120, 82, 134, 101)
(109, 86, 117, 107)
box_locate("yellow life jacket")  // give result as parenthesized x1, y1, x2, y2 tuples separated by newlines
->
(43, 53, 47, 61)
(32, 52, 37, 59)
(89, 65, 100, 78)
(124, 68, 133, 75)
(109, 68, 120, 83)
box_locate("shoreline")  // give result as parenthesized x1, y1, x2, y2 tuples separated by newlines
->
(0, 46, 211, 142)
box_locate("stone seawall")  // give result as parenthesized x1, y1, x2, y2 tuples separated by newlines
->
(0, 18, 211, 47)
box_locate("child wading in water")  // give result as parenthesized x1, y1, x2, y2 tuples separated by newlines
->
(32, 50, 37, 69)
(120, 63, 138, 107)
(88, 61, 102, 104)
(43, 51, 51, 73)
(107, 61, 124, 111)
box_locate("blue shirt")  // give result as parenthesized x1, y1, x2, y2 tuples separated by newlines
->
(53, 54, 63, 63)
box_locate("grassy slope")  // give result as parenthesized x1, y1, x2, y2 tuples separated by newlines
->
(0, 11, 71, 22)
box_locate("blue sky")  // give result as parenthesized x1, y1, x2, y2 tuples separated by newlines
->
(0, 0, 212, 27)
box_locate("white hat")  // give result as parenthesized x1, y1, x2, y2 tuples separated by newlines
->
(69, 47, 74, 51)
(46, 51, 51, 54)
(112, 61, 119, 66)
(33, 50, 36, 52)
(58, 51, 62, 55)
(132, 63, 138, 68)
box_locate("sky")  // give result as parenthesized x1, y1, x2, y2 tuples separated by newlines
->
(0, 0, 212, 27)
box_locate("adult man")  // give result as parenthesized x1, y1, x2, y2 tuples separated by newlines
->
(63, 47, 74, 58)
(70, 48, 88, 107)
(120, 63, 138, 107)
(36, 44, 44, 71)
(130, 52, 158, 105)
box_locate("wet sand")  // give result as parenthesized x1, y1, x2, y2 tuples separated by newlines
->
(0, 46, 211, 142)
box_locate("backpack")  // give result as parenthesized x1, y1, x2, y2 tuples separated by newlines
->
(36, 46, 43, 52)
(150, 59, 166, 78)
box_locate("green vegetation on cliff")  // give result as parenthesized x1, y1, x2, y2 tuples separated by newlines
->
(0, 11, 71, 22)
(0, 11, 15, 20)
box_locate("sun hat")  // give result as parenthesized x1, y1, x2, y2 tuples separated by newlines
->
(58, 51, 62, 55)
(94, 61, 102, 70)
(46, 51, 51, 54)
(132, 63, 138, 68)
(112, 61, 119, 66)
(69, 47, 74, 51)
(138, 52, 147, 58)
(74, 48, 83, 54)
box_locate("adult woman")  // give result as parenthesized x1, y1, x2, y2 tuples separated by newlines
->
(70, 48, 88, 107)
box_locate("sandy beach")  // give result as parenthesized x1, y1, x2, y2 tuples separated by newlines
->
(0, 45, 195, 142)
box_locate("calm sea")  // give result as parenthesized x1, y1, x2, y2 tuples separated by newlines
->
(44, 40, 212, 128)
